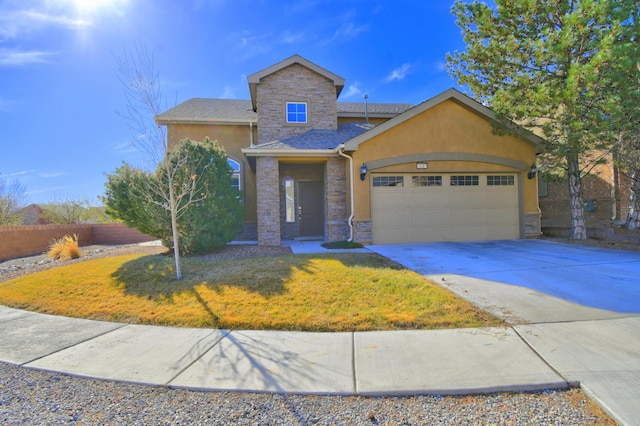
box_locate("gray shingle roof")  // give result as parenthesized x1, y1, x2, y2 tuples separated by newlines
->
(337, 102, 413, 115)
(247, 122, 376, 151)
(155, 99, 256, 123)
(156, 98, 413, 123)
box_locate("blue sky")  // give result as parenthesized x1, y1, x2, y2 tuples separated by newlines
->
(0, 0, 467, 205)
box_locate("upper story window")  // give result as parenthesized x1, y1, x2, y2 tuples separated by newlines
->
(286, 102, 307, 123)
(228, 158, 241, 191)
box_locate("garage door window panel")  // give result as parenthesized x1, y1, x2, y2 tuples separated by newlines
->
(450, 175, 479, 186)
(487, 175, 514, 186)
(412, 176, 442, 187)
(373, 176, 404, 187)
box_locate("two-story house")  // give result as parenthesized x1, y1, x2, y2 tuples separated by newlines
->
(156, 54, 543, 246)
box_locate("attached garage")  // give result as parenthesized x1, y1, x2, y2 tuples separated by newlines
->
(343, 89, 543, 245)
(370, 172, 520, 244)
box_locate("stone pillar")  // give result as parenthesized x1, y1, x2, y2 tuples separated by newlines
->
(325, 157, 347, 242)
(524, 213, 541, 238)
(353, 220, 372, 244)
(256, 156, 281, 246)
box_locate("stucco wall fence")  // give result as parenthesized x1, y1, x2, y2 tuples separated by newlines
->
(0, 224, 155, 261)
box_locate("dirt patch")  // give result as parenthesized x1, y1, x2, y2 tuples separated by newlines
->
(540, 228, 640, 253)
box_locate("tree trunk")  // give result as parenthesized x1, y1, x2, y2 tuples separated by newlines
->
(626, 168, 640, 230)
(166, 162, 182, 280)
(567, 154, 587, 240)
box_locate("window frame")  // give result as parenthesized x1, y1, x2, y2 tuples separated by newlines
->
(450, 175, 479, 187)
(285, 101, 308, 124)
(228, 158, 241, 191)
(487, 175, 515, 186)
(372, 176, 404, 187)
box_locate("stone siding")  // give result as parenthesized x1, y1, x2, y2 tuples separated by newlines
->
(256, 64, 337, 144)
(325, 157, 348, 242)
(256, 156, 281, 246)
(523, 213, 541, 238)
(353, 220, 372, 245)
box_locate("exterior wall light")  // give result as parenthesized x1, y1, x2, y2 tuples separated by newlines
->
(527, 163, 537, 179)
(360, 163, 368, 181)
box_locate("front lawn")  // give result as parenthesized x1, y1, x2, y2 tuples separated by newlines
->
(0, 252, 503, 331)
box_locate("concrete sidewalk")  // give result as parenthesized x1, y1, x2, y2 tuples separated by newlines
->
(0, 305, 567, 396)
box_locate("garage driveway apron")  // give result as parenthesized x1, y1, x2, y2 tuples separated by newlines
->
(368, 239, 640, 426)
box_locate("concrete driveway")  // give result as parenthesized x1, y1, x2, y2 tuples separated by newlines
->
(368, 239, 640, 426)
(368, 239, 640, 316)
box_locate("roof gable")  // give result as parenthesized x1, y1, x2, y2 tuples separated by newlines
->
(247, 54, 345, 110)
(343, 88, 544, 153)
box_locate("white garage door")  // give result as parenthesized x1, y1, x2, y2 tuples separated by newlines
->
(371, 173, 520, 244)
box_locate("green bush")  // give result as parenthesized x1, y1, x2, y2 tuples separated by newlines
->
(103, 137, 244, 254)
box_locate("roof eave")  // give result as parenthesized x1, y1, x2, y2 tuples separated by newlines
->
(241, 148, 337, 157)
(155, 116, 257, 126)
(337, 112, 400, 119)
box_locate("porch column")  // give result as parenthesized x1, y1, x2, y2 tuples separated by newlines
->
(325, 156, 348, 242)
(256, 156, 281, 246)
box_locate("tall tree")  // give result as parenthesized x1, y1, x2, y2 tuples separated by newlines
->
(0, 174, 27, 225)
(607, 2, 640, 229)
(447, 0, 629, 239)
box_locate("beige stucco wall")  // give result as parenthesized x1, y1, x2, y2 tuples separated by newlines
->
(166, 123, 258, 223)
(347, 99, 539, 234)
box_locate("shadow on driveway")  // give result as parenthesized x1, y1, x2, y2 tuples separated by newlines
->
(368, 240, 640, 314)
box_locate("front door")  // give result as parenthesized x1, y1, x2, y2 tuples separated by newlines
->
(298, 181, 324, 237)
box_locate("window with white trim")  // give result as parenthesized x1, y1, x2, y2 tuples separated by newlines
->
(286, 102, 307, 123)
(284, 177, 295, 222)
(228, 158, 241, 191)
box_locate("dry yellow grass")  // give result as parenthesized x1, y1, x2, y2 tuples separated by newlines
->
(48, 234, 81, 261)
(0, 252, 504, 331)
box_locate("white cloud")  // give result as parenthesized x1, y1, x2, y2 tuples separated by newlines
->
(342, 83, 362, 99)
(8, 170, 38, 177)
(280, 30, 304, 44)
(0, 7, 90, 39)
(113, 142, 137, 154)
(385, 63, 411, 82)
(0, 48, 55, 66)
(322, 22, 368, 45)
(39, 171, 65, 179)
(220, 86, 235, 99)
(0, 95, 16, 112)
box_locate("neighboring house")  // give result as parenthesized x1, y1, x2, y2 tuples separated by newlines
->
(19, 204, 49, 225)
(156, 54, 543, 246)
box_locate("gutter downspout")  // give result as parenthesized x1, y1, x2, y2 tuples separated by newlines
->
(338, 144, 355, 242)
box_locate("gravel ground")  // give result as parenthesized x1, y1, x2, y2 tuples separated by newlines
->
(0, 362, 613, 425)
(0, 241, 620, 425)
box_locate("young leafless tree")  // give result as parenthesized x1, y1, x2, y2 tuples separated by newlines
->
(116, 45, 206, 280)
